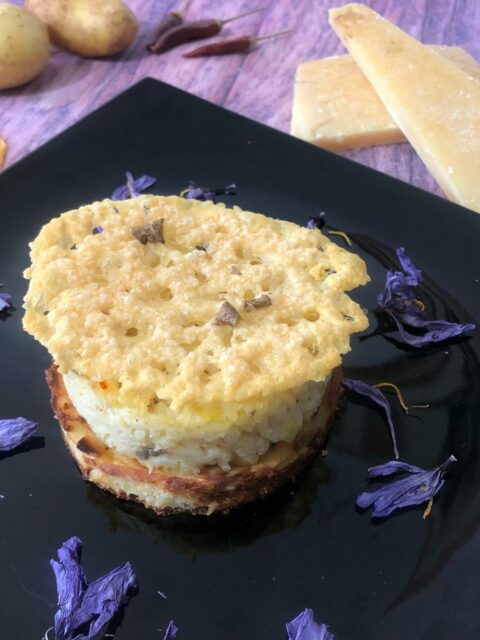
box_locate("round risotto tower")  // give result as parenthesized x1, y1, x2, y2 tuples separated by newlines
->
(23, 195, 369, 514)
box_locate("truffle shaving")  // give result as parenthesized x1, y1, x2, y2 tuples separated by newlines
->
(214, 302, 240, 326)
(243, 294, 272, 312)
(131, 218, 165, 245)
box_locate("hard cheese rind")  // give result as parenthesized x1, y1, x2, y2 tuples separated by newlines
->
(291, 47, 480, 151)
(329, 3, 480, 212)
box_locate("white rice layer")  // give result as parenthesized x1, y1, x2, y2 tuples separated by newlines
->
(63, 371, 328, 473)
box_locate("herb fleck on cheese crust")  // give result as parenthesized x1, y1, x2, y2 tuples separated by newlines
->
(23, 195, 369, 412)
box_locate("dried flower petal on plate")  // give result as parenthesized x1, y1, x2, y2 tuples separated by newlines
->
(396, 246, 422, 285)
(69, 562, 137, 638)
(180, 180, 237, 203)
(357, 454, 456, 518)
(111, 171, 157, 201)
(163, 619, 179, 639)
(378, 247, 475, 347)
(0, 291, 13, 315)
(0, 417, 37, 452)
(342, 379, 399, 460)
(387, 311, 476, 348)
(50, 537, 87, 640)
(286, 608, 334, 640)
(376, 250, 421, 315)
(306, 213, 326, 230)
(50, 536, 137, 640)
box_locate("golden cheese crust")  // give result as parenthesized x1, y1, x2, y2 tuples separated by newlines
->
(24, 196, 368, 412)
(46, 365, 342, 514)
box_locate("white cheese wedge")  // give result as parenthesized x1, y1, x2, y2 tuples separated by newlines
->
(291, 46, 480, 151)
(329, 3, 480, 212)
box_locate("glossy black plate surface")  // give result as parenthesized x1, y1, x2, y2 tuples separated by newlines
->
(1, 78, 479, 639)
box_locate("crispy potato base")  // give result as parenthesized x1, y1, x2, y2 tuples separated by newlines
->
(46, 365, 342, 515)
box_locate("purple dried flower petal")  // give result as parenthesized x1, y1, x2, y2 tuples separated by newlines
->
(50, 537, 87, 640)
(183, 181, 213, 201)
(0, 417, 37, 451)
(136, 174, 157, 191)
(163, 620, 179, 640)
(50, 537, 137, 640)
(387, 310, 475, 348)
(377, 247, 423, 312)
(376, 271, 421, 314)
(307, 212, 326, 230)
(112, 172, 157, 201)
(182, 181, 237, 203)
(0, 292, 13, 314)
(111, 185, 129, 201)
(342, 379, 399, 460)
(126, 171, 139, 198)
(396, 246, 421, 286)
(366, 460, 424, 478)
(378, 248, 475, 347)
(126, 171, 157, 198)
(286, 608, 334, 640)
(69, 562, 136, 638)
(92, 226, 103, 235)
(357, 454, 456, 518)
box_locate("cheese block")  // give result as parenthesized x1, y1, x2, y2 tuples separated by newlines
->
(0, 137, 6, 170)
(329, 3, 480, 213)
(291, 47, 480, 151)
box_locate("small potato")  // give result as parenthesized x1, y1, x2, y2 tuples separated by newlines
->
(0, 3, 49, 90)
(25, 0, 138, 58)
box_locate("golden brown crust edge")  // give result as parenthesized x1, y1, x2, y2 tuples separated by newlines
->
(45, 366, 342, 515)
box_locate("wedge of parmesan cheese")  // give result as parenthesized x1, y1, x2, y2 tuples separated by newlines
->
(329, 3, 480, 212)
(291, 46, 480, 151)
(0, 137, 6, 170)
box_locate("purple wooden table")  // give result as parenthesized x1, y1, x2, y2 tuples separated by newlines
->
(2, 0, 479, 200)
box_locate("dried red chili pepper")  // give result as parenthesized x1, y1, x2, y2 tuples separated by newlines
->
(147, 0, 193, 52)
(183, 30, 292, 58)
(148, 7, 266, 54)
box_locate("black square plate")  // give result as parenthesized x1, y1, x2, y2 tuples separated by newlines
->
(1, 78, 479, 640)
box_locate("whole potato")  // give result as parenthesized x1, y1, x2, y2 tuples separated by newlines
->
(25, 0, 138, 58)
(0, 3, 49, 90)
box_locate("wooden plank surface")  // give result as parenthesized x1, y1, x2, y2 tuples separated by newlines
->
(2, 0, 480, 200)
